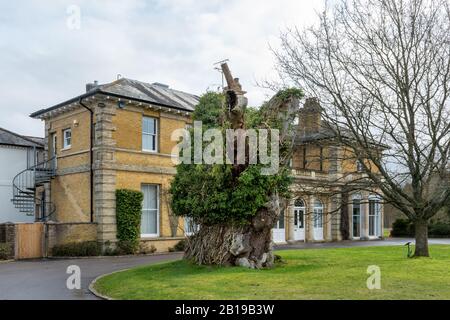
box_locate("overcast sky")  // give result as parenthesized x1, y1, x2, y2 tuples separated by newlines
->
(0, 0, 323, 137)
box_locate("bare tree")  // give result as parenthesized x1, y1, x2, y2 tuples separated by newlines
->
(274, 0, 450, 256)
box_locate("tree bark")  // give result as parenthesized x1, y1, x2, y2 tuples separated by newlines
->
(184, 195, 280, 268)
(181, 64, 299, 269)
(414, 219, 429, 257)
(340, 192, 350, 240)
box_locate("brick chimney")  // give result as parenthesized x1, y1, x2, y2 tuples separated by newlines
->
(299, 98, 322, 135)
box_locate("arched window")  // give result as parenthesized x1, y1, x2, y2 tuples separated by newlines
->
(294, 199, 305, 208)
(313, 199, 323, 228)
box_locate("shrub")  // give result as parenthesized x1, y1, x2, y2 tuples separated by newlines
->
(51, 241, 100, 257)
(138, 243, 157, 254)
(391, 219, 450, 238)
(0, 243, 11, 260)
(429, 222, 450, 237)
(116, 189, 144, 254)
(169, 240, 186, 252)
(391, 219, 414, 237)
(274, 254, 285, 264)
(116, 240, 139, 255)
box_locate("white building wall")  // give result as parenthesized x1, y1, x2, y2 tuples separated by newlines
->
(0, 145, 35, 223)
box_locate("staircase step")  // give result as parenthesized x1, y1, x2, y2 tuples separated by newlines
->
(19, 191, 34, 195)
(13, 202, 34, 207)
(13, 196, 34, 200)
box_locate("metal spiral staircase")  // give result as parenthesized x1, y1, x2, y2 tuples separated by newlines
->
(11, 157, 57, 221)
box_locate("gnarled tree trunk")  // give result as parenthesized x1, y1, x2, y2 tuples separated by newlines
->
(185, 194, 280, 268)
(182, 63, 299, 269)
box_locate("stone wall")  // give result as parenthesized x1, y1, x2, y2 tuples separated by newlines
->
(94, 101, 118, 251)
(45, 221, 97, 256)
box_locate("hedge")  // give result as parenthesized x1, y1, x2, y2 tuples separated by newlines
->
(51, 241, 100, 257)
(116, 189, 144, 254)
(0, 243, 11, 260)
(391, 219, 450, 238)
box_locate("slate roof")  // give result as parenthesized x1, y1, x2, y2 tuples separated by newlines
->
(295, 122, 389, 149)
(0, 127, 44, 148)
(30, 78, 200, 119)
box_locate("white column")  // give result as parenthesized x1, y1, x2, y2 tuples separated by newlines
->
(361, 193, 369, 240)
(325, 196, 332, 241)
(287, 199, 295, 242)
(307, 195, 315, 241)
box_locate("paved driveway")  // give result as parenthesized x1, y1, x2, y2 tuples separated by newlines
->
(1, 239, 450, 300)
(0, 253, 182, 300)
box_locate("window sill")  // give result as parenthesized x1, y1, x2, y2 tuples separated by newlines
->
(140, 236, 185, 241)
(142, 149, 158, 154)
(141, 234, 159, 239)
(61, 147, 72, 151)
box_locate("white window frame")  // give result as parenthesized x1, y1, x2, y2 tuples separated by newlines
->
(275, 210, 285, 229)
(141, 184, 160, 238)
(351, 193, 362, 239)
(368, 195, 382, 238)
(62, 129, 71, 149)
(294, 199, 305, 229)
(142, 116, 158, 153)
(313, 199, 323, 228)
(184, 217, 199, 236)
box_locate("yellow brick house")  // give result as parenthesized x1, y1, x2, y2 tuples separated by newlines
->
(27, 79, 385, 254)
(30, 78, 198, 252)
(272, 98, 385, 244)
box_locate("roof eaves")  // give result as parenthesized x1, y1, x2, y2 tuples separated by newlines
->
(0, 127, 44, 148)
(30, 87, 195, 119)
(30, 89, 100, 118)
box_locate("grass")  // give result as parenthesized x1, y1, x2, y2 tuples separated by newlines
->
(94, 245, 450, 300)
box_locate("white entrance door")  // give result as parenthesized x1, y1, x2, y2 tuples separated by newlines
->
(272, 214, 286, 243)
(293, 199, 305, 241)
(313, 199, 324, 240)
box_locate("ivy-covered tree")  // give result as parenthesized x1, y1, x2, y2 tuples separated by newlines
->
(170, 64, 303, 268)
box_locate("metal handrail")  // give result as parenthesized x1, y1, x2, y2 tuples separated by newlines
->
(11, 156, 57, 220)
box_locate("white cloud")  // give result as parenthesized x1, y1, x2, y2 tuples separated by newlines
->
(0, 0, 323, 136)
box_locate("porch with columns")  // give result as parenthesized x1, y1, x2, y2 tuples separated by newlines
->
(285, 194, 333, 243)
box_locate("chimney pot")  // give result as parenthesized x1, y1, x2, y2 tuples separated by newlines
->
(86, 80, 99, 92)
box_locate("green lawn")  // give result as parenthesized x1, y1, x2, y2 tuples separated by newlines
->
(94, 245, 450, 300)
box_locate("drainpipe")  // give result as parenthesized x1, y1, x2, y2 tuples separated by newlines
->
(79, 98, 94, 223)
